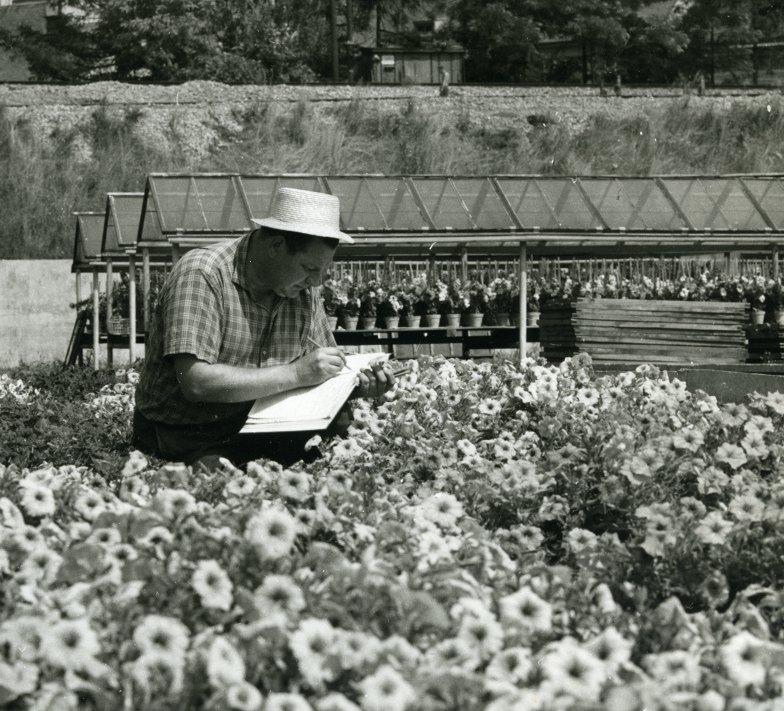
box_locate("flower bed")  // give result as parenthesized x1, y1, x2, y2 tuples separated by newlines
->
(3, 355, 784, 709)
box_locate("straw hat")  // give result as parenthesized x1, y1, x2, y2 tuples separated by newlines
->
(252, 187, 354, 244)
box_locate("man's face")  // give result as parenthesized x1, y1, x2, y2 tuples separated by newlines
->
(265, 234, 337, 299)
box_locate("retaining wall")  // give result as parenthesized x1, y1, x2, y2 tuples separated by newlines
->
(0, 259, 137, 368)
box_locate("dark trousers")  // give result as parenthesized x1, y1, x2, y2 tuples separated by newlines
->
(131, 407, 350, 470)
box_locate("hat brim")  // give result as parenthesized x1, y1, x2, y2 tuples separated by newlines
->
(251, 217, 354, 244)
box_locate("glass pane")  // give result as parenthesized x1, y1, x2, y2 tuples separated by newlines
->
(328, 177, 427, 231)
(111, 194, 144, 247)
(78, 214, 104, 260)
(662, 178, 739, 231)
(626, 179, 688, 230)
(578, 179, 636, 229)
(496, 178, 559, 229)
(745, 177, 784, 229)
(194, 177, 251, 231)
(452, 178, 515, 229)
(151, 176, 208, 232)
(241, 177, 278, 219)
(412, 178, 474, 230)
(702, 178, 766, 231)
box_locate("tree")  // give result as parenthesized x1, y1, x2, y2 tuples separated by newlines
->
(450, 0, 540, 82)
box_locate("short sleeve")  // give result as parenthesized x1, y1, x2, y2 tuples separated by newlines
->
(310, 288, 337, 349)
(162, 262, 223, 364)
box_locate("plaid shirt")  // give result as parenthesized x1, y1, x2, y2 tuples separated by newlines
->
(135, 233, 336, 426)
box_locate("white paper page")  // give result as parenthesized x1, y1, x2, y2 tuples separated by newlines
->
(246, 352, 389, 425)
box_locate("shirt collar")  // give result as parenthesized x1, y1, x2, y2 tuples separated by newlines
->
(231, 232, 255, 294)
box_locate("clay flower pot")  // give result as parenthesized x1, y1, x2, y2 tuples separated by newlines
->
(465, 313, 484, 328)
(423, 314, 442, 328)
(445, 313, 461, 328)
(343, 315, 359, 331)
(384, 316, 400, 329)
(360, 316, 376, 330)
(405, 315, 421, 328)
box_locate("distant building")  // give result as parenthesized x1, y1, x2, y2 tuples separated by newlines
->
(358, 45, 464, 85)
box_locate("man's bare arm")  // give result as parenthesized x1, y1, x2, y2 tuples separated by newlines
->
(174, 349, 346, 404)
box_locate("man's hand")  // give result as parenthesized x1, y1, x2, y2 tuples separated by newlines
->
(354, 361, 396, 399)
(294, 347, 346, 387)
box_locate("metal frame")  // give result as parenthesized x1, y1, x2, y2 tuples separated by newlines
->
(126, 173, 784, 364)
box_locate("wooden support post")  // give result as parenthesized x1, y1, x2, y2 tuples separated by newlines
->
(142, 249, 151, 331)
(519, 244, 527, 366)
(75, 269, 81, 306)
(92, 270, 100, 371)
(461, 247, 468, 283)
(106, 258, 114, 330)
(774, 247, 780, 280)
(129, 256, 137, 363)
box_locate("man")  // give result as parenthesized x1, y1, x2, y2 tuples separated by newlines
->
(132, 187, 395, 468)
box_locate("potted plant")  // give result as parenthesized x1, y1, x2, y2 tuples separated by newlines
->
(416, 283, 442, 327)
(746, 278, 767, 325)
(488, 275, 514, 326)
(378, 290, 403, 329)
(437, 279, 462, 328)
(359, 282, 379, 330)
(768, 280, 784, 326)
(398, 287, 420, 328)
(526, 288, 540, 327)
(462, 280, 488, 327)
(338, 286, 361, 330)
(320, 277, 340, 331)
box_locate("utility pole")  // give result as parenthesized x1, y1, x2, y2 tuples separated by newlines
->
(330, 0, 339, 81)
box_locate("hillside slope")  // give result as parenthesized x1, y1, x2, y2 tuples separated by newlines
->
(1, 82, 783, 258)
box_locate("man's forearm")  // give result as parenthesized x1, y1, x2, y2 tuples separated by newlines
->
(183, 362, 301, 403)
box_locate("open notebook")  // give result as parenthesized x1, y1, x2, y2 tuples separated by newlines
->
(240, 352, 390, 434)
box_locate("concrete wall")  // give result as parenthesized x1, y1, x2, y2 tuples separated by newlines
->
(0, 259, 140, 368)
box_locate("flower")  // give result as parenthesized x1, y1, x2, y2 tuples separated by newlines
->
(130, 653, 184, 695)
(245, 506, 298, 559)
(73, 490, 105, 520)
(728, 494, 765, 522)
(584, 627, 632, 674)
(715, 443, 747, 470)
(254, 574, 306, 618)
(133, 615, 190, 660)
(265, 693, 314, 711)
(42, 618, 101, 673)
(316, 693, 362, 711)
(498, 587, 552, 633)
(418, 492, 463, 528)
(289, 618, 338, 688)
(278, 470, 311, 501)
(540, 641, 606, 701)
(192, 559, 233, 611)
(18, 482, 56, 517)
(721, 631, 772, 688)
(0, 616, 45, 662)
(226, 682, 263, 711)
(485, 647, 533, 690)
(357, 664, 417, 711)
(207, 636, 245, 688)
(694, 511, 734, 546)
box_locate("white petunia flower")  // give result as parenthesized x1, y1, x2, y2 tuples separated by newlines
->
(265, 692, 313, 711)
(18, 482, 56, 518)
(73, 490, 105, 521)
(254, 574, 306, 618)
(42, 618, 101, 673)
(540, 640, 606, 702)
(132, 614, 190, 660)
(357, 664, 417, 711)
(206, 636, 245, 688)
(226, 682, 263, 711)
(418, 492, 463, 528)
(130, 653, 184, 695)
(192, 559, 233, 611)
(721, 631, 774, 689)
(289, 618, 338, 688)
(498, 587, 552, 634)
(245, 506, 298, 560)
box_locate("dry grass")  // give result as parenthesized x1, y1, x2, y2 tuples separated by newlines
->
(2, 96, 784, 259)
